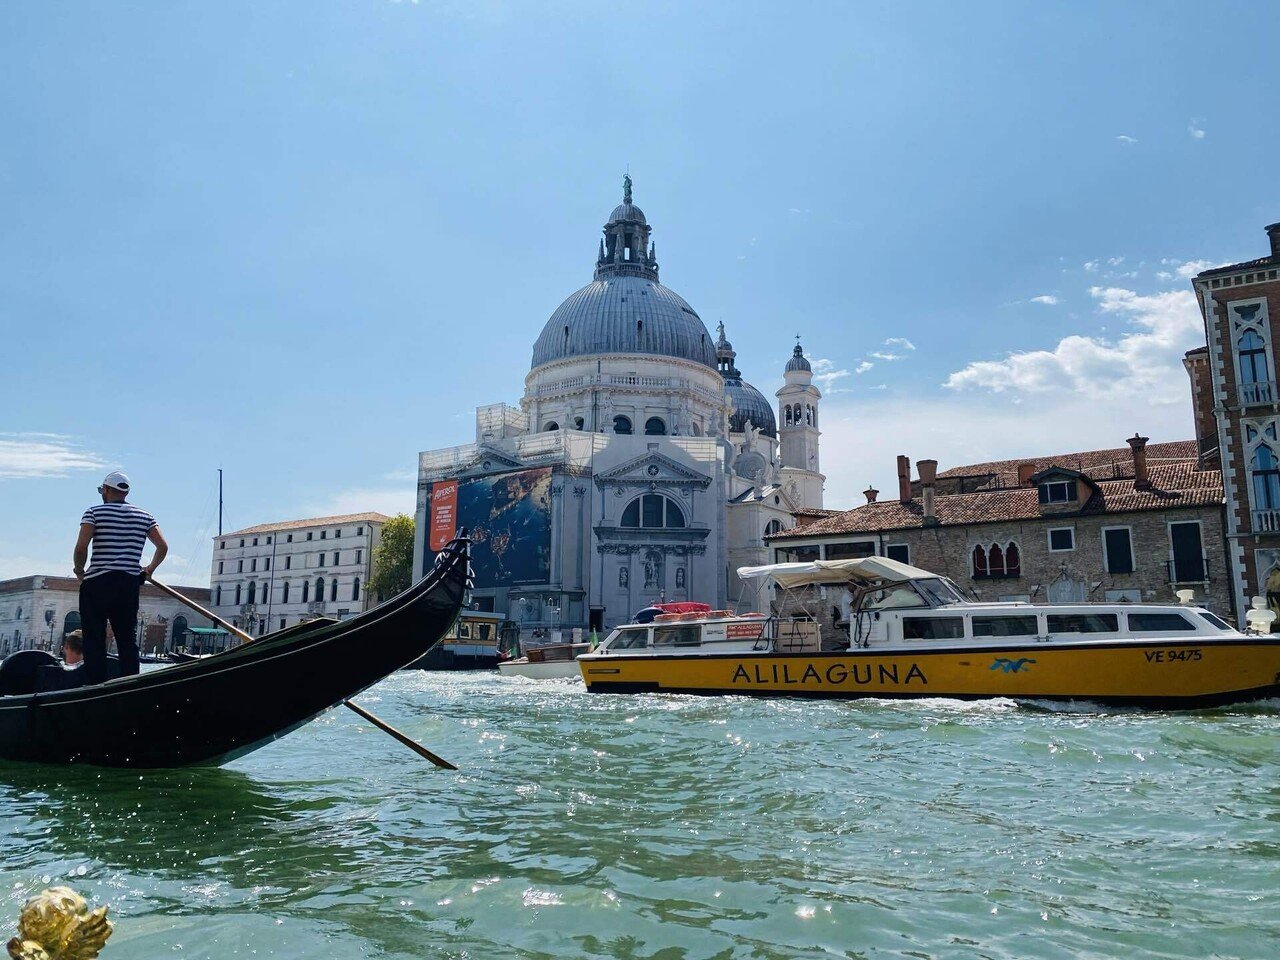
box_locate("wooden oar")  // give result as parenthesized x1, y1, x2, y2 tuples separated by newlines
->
(149, 577, 458, 770)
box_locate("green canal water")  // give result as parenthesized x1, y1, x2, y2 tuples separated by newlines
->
(2, 671, 1278, 959)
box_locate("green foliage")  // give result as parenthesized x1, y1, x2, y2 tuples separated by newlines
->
(367, 513, 415, 600)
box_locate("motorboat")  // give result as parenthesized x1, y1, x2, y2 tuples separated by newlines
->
(498, 642, 592, 680)
(577, 557, 1280, 708)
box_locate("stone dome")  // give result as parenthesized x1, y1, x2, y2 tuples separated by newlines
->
(531, 276, 718, 370)
(608, 202, 646, 223)
(725, 375, 777, 437)
(785, 342, 812, 373)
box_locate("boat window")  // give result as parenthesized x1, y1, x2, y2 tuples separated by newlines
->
(971, 615, 1039, 638)
(1128, 613, 1197, 632)
(478, 624, 492, 640)
(1198, 612, 1233, 631)
(902, 617, 964, 640)
(609, 627, 650, 650)
(865, 584, 926, 610)
(1047, 614, 1118, 634)
(915, 579, 963, 606)
(652, 625, 702, 647)
(458, 622, 471, 639)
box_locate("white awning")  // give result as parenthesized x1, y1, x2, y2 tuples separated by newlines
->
(736, 556, 937, 588)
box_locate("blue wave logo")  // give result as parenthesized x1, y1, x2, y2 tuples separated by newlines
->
(990, 657, 1036, 674)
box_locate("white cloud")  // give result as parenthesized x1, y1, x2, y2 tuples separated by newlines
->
(1116, 135, 1139, 144)
(883, 337, 916, 351)
(1029, 295, 1060, 305)
(1175, 259, 1220, 280)
(945, 284, 1202, 405)
(0, 434, 105, 480)
(1107, 257, 1125, 267)
(1188, 122, 1206, 140)
(854, 361, 874, 374)
(1156, 271, 1173, 281)
(870, 351, 904, 362)
(1083, 260, 1099, 272)
(810, 358, 852, 394)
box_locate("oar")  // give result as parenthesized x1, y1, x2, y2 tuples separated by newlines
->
(148, 577, 458, 770)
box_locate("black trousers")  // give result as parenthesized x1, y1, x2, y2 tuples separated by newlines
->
(80, 571, 141, 684)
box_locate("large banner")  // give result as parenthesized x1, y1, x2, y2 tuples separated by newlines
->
(426, 467, 553, 587)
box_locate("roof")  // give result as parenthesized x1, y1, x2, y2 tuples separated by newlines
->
(608, 201, 647, 224)
(1196, 255, 1276, 279)
(770, 460, 1222, 540)
(935, 439, 1199, 487)
(738, 556, 937, 588)
(0, 576, 210, 600)
(530, 275, 717, 370)
(220, 512, 389, 538)
(725, 375, 777, 437)
(785, 343, 811, 373)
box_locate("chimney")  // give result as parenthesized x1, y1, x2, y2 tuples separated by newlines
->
(1267, 222, 1280, 261)
(896, 455, 912, 503)
(863, 486, 879, 504)
(918, 458, 939, 524)
(1016, 462, 1036, 487)
(1128, 433, 1150, 489)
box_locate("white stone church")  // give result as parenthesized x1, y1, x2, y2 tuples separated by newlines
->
(412, 178, 824, 637)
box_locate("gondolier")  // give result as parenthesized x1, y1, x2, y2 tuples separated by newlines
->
(72, 471, 168, 684)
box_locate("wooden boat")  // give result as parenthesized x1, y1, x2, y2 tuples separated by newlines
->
(405, 611, 513, 670)
(498, 642, 592, 680)
(0, 536, 471, 768)
(164, 651, 210, 664)
(578, 557, 1280, 708)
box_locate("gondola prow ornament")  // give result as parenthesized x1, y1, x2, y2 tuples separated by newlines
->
(6, 887, 112, 959)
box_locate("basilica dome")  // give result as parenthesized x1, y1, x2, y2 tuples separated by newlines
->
(531, 276, 717, 370)
(530, 177, 717, 371)
(715, 321, 777, 437)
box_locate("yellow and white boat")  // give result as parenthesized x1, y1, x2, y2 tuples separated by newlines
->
(578, 558, 1280, 708)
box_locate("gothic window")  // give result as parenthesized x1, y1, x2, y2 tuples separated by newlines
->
(1239, 330, 1271, 401)
(543, 421, 559, 432)
(972, 542, 1021, 578)
(764, 518, 785, 537)
(1005, 542, 1021, 577)
(972, 545, 988, 578)
(1252, 444, 1280, 510)
(645, 417, 667, 436)
(614, 415, 633, 435)
(620, 494, 686, 528)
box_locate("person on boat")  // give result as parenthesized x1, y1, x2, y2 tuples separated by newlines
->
(72, 471, 168, 684)
(61, 630, 84, 669)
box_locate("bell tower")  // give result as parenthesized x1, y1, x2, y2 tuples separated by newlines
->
(776, 339, 824, 508)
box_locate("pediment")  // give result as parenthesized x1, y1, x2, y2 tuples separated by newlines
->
(457, 446, 525, 476)
(595, 451, 711, 488)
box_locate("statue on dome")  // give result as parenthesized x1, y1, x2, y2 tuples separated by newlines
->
(623, 173, 633, 204)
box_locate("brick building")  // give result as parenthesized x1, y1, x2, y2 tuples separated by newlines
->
(1192, 220, 1280, 618)
(765, 437, 1229, 631)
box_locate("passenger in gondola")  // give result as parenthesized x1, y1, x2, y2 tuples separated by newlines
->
(61, 630, 84, 670)
(72, 471, 168, 685)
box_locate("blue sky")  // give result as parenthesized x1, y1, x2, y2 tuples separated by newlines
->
(2, 1, 1278, 583)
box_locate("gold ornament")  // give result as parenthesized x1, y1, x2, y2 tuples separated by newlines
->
(6, 887, 112, 960)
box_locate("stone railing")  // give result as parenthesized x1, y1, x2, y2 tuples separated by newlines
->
(1239, 380, 1278, 406)
(1252, 509, 1280, 534)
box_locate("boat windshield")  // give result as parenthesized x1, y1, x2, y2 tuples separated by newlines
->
(864, 583, 927, 611)
(916, 578, 964, 606)
(607, 627, 650, 650)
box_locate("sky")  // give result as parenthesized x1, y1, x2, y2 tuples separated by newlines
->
(2, 1, 1278, 584)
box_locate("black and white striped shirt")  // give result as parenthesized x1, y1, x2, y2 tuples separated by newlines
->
(81, 503, 157, 579)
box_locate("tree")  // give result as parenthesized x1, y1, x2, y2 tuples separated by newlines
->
(366, 513, 415, 601)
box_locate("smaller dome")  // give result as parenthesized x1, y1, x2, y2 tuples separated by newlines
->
(785, 342, 811, 373)
(726, 376, 778, 438)
(608, 202, 647, 224)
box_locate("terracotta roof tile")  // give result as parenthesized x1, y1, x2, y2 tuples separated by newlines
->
(935, 439, 1198, 488)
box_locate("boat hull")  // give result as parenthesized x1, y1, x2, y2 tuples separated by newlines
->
(0, 538, 470, 768)
(498, 659, 583, 680)
(579, 638, 1280, 708)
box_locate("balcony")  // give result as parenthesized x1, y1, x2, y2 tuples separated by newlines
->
(1239, 380, 1278, 406)
(1253, 509, 1280, 534)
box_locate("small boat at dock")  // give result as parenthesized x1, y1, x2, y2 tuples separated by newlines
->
(498, 642, 592, 680)
(578, 557, 1280, 708)
(405, 611, 513, 671)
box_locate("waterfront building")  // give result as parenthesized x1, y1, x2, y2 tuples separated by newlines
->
(413, 178, 824, 638)
(1192, 221, 1280, 617)
(209, 512, 387, 634)
(0, 575, 212, 656)
(766, 435, 1230, 629)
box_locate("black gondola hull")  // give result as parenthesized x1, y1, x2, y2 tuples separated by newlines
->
(0, 538, 470, 768)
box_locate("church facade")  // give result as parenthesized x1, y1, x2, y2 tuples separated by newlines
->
(413, 178, 824, 639)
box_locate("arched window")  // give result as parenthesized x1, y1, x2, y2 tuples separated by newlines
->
(1005, 542, 1021, 577)
(645, 417, 667, 436)
(282, 581, 290, 603)
(1252, 444, 1280, 509)
(331, 578, 338, 601)
(543, 421, 559, 432)
(613, 415, 633, 435)
(315, 577, 325, 603)
(764, 518, 785, 537)
(352, 578, 360, 602)
(620, 494, 686, 528)
(247, 582, 256, 604)
(784, 406, 793, 426)
(972, 545, 988, 578)
(1239, 330, 1270, 385)
(302, 581, 309, 602)
(988, 544, 1004, 576)
(215, 585, 222, 605)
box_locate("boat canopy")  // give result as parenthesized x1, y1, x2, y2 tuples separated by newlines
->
(737, 556, 938, 588)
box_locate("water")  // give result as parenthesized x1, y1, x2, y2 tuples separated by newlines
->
(2, 672, 1278, 959)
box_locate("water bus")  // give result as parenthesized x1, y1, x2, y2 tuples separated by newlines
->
(577, 557, 1280, 708)
(406, 611, 514, 671)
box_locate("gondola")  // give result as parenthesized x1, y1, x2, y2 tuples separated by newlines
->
(0, 535, 471, 768)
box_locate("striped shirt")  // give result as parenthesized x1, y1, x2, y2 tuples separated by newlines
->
(81, 502, 157, 579)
